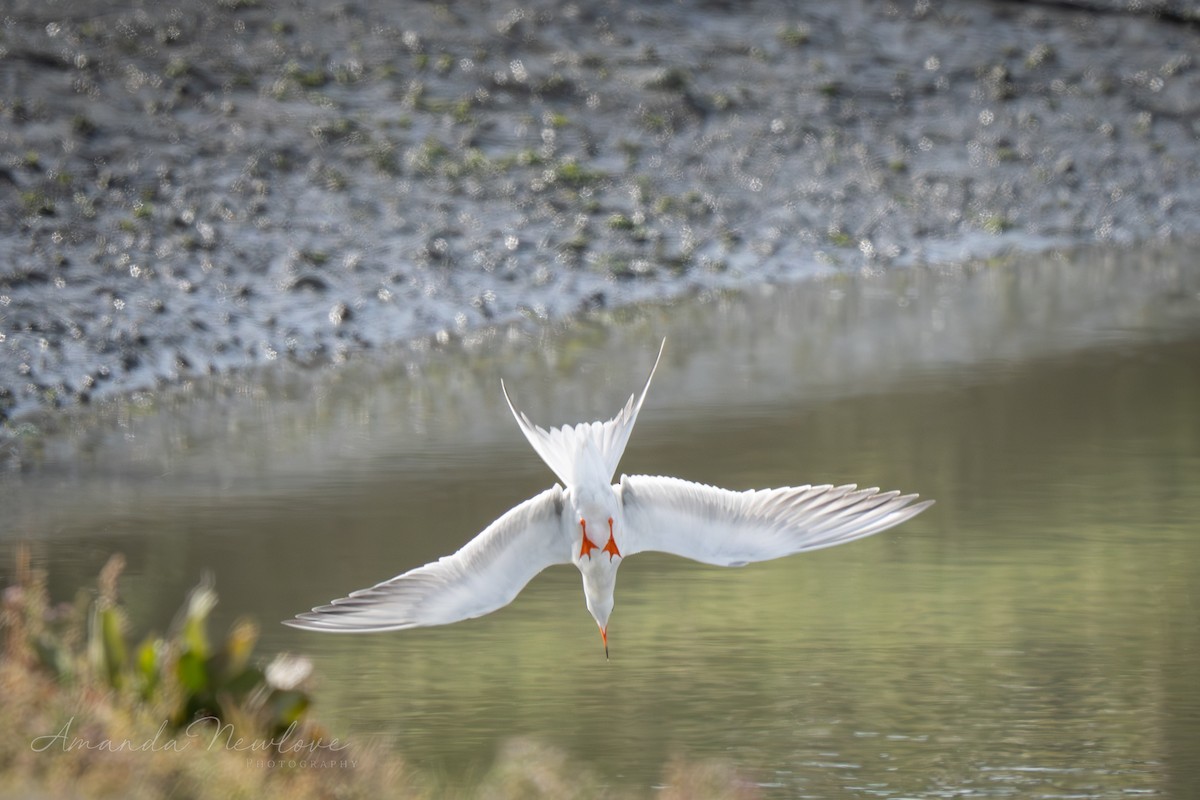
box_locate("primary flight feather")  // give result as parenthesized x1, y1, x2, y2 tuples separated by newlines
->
(285, 340, 933, 656)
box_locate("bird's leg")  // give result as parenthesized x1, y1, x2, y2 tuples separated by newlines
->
(602, 517, 621, 561)
(579, 520, 598, 559)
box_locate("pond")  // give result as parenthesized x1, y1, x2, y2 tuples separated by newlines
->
(3, 243, 1199, 798)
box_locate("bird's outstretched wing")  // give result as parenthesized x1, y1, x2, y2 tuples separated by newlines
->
(285, 486, 570, 632)
(501, 339, 665, 488)
(617, 475, 932, 567)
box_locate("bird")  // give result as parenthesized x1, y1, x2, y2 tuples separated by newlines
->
(284, 340, 933, 657)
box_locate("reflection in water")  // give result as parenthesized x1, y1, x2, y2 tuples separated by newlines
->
(2, 243, 1199, 797)
(264, 336, 1199, 798)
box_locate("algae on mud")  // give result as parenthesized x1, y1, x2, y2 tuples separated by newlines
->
(2, 0, 1200, 424)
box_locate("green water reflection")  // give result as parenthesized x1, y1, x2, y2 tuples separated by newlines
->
(267, 336, 1200, 798)
(3, 245, 1199, 797)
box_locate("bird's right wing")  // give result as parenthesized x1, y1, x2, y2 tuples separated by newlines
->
(285, 486, 570, 633)
(618, 475, 932, 567)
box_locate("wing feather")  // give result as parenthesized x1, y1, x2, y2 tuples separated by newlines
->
(284, 486, 570, 633)
(618, 475, 932, 567)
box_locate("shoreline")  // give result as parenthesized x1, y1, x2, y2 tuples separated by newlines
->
(3, 238, 1198, 514)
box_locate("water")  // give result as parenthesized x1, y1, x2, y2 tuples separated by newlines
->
(3, 244, 1200, 797)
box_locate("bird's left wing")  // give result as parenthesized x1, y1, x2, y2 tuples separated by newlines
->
(285, 486, 570, 632)
(617, 475, 932, 567)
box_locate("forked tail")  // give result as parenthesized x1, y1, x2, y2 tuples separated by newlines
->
(502, 339, 665, 488)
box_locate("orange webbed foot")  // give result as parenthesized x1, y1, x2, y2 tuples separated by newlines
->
(603, 517, 621, 561)
(579, 520, 598, 559)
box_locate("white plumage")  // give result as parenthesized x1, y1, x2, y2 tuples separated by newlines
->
(285, 340, 933, 653)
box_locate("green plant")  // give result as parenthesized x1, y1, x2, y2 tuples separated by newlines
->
(6, 549, 315, 743)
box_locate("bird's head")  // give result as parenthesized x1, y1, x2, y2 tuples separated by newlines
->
(581, 569, 617, 660)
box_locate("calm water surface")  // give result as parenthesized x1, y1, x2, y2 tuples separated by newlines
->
(3, 245, 1199, 798)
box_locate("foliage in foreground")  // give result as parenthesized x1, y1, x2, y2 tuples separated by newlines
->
(0, 548, 757, 800)
(1, 547, 410, 799)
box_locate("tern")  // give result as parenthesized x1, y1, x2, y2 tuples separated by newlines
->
(285, 341, 933, 657)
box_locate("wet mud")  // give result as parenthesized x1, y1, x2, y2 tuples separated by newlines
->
(1, 0, 1198, 426)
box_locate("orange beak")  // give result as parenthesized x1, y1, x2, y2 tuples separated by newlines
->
(600, 626, 609, 661)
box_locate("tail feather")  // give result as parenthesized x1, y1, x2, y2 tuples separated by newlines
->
(502, 339, 665, 487)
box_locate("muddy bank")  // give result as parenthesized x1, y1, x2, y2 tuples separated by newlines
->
(1, 0, 1199, 427)
(5, 238, 1197, 533)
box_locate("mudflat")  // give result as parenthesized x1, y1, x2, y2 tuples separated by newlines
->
(2, 0, 1198, 423)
